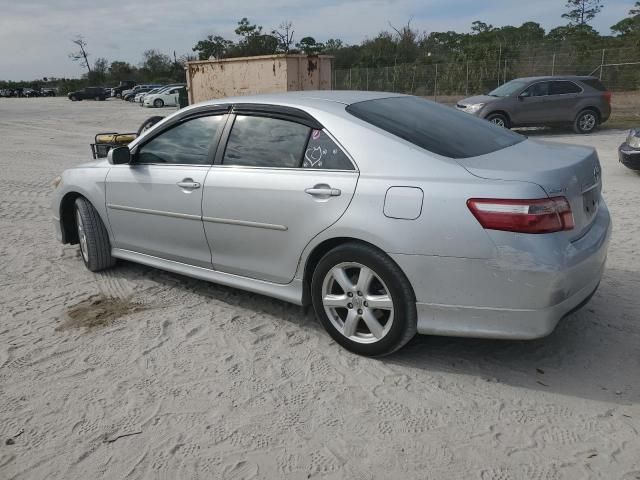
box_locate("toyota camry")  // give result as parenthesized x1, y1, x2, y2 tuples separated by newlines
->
(51, 91, 611, 356)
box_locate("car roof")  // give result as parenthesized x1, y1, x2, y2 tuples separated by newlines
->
(508, 75, 600, 83)
(199, 90, 405, 109)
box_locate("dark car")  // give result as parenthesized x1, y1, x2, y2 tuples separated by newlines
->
(619, 129, 640, 171)
(68, 87, 107, 101)
(123, 84, 162, 102)
(112, 80, 136, 98)
(41, 88, 56, 97)
(457, 76, 612, 134)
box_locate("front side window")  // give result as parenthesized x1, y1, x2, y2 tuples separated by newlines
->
(523, 82, 550, 97)
(223, 115, 310, 168)
(303, 129, 354, 170)
(137, 115, 224, 165)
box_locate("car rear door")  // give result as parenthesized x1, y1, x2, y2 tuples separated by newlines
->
(547, 80, 583, 122)
(106, 111, 227, 267)
(201, 107, 359, 284)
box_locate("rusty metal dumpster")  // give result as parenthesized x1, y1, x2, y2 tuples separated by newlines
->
(185, 54, 333, 104)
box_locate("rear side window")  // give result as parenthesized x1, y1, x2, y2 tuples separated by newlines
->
(581, 78, 607, 91)
(550, 81, 581, 95)
(346, 96, 524, 159)
(223, 115, 310, 168)
(303, 129, 354, 170)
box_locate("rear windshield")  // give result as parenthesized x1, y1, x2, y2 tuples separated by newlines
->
(581, 78, 607, 91)
(346, 96, 525, 159)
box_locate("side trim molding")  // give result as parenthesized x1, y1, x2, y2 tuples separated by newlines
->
(202, 216, 288, 231)
(107, 203, 201, 221)
(107, 204, 287, 231)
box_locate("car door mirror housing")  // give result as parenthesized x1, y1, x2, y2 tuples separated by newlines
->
(518, 92, 529, 100)
(108, 146, 131, 165)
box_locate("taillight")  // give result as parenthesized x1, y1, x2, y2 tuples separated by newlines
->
(467, 197, 574, 234)
(603, 91, 612, 105)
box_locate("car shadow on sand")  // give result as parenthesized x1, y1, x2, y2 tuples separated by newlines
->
(104, 261, 638, 406)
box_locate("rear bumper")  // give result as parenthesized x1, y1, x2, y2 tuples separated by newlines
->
(391, 202, 611, 339)
(619, 143, 640, 170)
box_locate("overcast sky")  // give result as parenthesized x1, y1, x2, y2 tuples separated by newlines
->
(0, 0, 632, 81)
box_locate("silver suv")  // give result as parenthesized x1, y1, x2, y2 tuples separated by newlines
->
(457, 76, 612, 134)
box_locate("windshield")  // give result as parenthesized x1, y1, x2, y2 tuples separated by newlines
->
(346, 96, 524, 159)
(488, 80, 529, 97)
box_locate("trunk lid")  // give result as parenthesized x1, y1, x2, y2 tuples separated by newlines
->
(457, 138, 602, 240)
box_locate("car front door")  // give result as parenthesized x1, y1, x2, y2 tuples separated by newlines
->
(106, 112, 227, 268)
(512, 81, 551, 125)
(202, 110, 359, 284)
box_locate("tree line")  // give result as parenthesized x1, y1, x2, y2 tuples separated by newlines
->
(1, 0, 639, 93)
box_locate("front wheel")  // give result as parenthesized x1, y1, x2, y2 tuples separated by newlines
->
(153, 99, 164, 108)
(311, 243, 417, 356)
(574, 109, 598, 134)
(486, 113, 510, 128)
(74, 197, 116, 272)
(70, 95, 77, 101)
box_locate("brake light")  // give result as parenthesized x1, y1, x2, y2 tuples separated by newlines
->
(603, 91, 612, 105)
(467, 197, 574, 234)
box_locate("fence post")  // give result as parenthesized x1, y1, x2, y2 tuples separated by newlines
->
(503, 59, 507, 84)
(599, 49, 606, 80)
(366, 67, 369, 91)
(434, 63, 438, 101)
(466, 62, 469, 95)
(551, 53, 556, 76)
(349, 68, 352, 89)
(410, 66, 416, 94)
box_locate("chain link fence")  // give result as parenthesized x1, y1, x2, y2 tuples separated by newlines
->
(334, 46, 640, 98)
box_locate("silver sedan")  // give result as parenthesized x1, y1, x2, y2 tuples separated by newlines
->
(51, 91, 611, 356)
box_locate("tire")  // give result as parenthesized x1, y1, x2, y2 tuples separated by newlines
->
(574, 109, 598, 134)
(311, 242, 417, 356)
(95, 96, 100, 101)
(153, 99, 164, 108)
(137, 116, 165, 136)
(74, 197, 116, 272)
(70, 95, 77, 101)
(486, 113, 510, 128)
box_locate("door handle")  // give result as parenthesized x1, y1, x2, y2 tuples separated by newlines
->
(305, 187, 341, 197)
(177, 180, 201, 189)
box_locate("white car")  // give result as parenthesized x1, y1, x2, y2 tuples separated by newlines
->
(143, 86, 185, 108)
(134, 87, 163, 104)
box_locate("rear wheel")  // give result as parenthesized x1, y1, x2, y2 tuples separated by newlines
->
(486, 113, 509, 128)
(70, 95, 77, 101)
(74, 197, 115, 272)
(311, 243, 416, 356)
(153, 99, 164, 108)
(574, 109, 598, 134)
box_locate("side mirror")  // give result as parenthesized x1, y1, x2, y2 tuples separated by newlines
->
(518, 91, 530, 100)
(107, 146, 131, 165)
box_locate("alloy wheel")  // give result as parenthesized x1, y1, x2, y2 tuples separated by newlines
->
(321, 262, 394, 344)
(76, 210, 89, 262)
(580, 113, 596, 132)
(491, 117, 506, 127)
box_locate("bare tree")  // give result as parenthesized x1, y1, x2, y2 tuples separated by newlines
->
(272, 21, 295, 53)
(69, 36, 92, 73)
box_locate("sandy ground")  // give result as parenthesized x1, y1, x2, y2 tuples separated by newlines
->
(0, 97, 639, 480)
